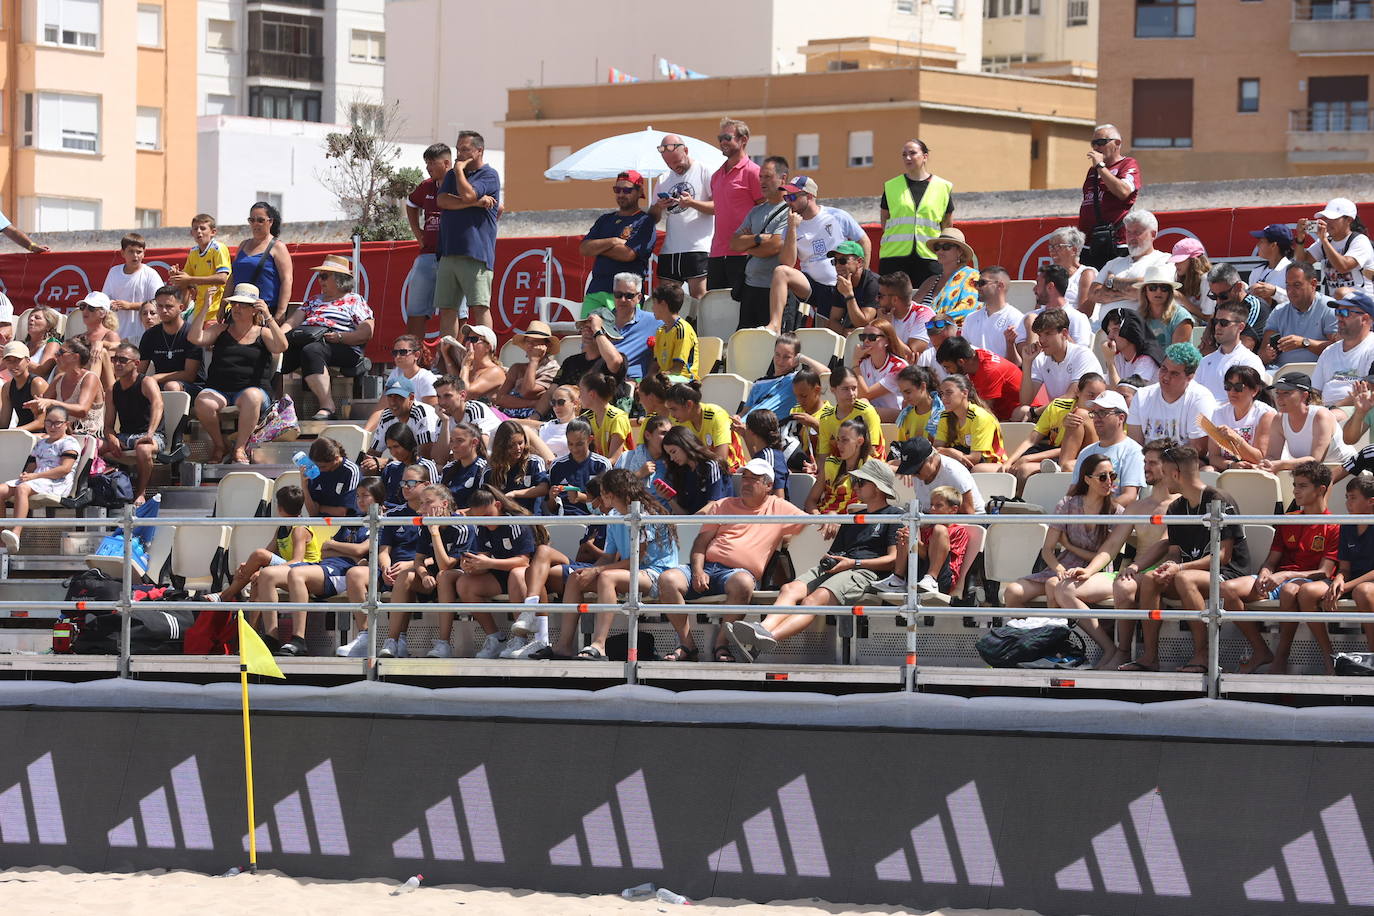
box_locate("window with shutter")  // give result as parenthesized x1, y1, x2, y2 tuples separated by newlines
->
(1132, 79, 1193, 148)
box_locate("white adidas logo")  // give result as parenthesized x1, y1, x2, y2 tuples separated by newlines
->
(242, 760, 350, 856)
(1054, 789, 1190, 897)
(549, 769, 663, 870)
(108, 756, 213, 850)
(1245, 794, 1374, 906)
(875, 781, 1002, 887)
(707, 774, 829, 878)
(392, 764, 505, 863)
(0, 752, 66, 845)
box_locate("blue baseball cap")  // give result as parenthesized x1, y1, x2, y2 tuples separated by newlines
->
(384, 376, 416, 397)
(1249, 223, 1293, 244)
(1331, 291, 1374, 317)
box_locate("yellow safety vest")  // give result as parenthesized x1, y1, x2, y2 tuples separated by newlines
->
(879, 173, 952, 261)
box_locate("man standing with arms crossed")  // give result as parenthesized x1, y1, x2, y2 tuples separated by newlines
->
(650, 134, 714, 301)
(436, 131, 500, 332)
(878, 138, 953, 288)
(708, 118, 764, 301)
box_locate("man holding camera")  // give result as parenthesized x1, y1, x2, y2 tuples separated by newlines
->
(650, 134, 714, 300)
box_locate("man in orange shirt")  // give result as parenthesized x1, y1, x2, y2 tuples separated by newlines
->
(657, 459, 806, 662)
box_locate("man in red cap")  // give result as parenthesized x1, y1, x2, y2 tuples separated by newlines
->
(579, 170, 658, 297)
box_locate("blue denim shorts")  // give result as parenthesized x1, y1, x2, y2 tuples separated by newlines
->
(404, 253, 439, 319)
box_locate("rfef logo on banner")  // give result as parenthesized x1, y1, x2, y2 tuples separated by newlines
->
(34, 265, 94, 312)
(497, 248, 566, 335)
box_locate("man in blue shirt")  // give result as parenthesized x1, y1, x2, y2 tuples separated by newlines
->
(579, 170, 658, 297)
(436, 130, 501, 335)
(1072, 390, 1145, 507)
(604, 275, 657, 380)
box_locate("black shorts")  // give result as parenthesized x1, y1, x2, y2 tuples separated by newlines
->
(706, 255, 747, 299)
(918, 550, 954, 594)
(802, 279, 843, 323)
(659, 252, 708, 282)
(878, 253, 939, 288)
(738, 285, 771, 330)
(1025, 440, 1055, 456)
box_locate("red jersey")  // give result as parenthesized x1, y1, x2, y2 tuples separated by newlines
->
(970, 348, 1025, 421)
(1077, 156, 1141, 243)
(407, 177, 442, 254)
(1276, 510, 1339, 572)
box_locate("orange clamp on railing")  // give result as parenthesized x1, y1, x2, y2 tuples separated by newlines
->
(627, 648, 639, 662)
(75, 601, 87, 611)
(905, 653, 916, 666)
(324, 516, 335, 526)
(411, 517, 424, 526)
(1150, 515, 1163, 525)
(854, 513, 866, 524)
(1149, 609, 1163, 620)
(577, 603, 589, 614)
(852, 605, 866, 616)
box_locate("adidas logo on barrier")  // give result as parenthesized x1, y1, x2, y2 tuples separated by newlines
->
(392, 764, 505, 863)
(548, 769, 664, 869)
(874, 781, 1003, 886)
(242, 760, 350, 856)
(707, 775, 829, 878)
(108, 757, 213, 850)
(1053, 789, 1190, 897)
(1244, 795, 1374, 906)
(0, 752, 66, 845)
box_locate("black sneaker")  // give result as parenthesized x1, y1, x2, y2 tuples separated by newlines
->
(274, 637, 308, 657)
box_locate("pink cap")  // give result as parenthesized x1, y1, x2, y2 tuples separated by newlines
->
(1167, 237, 1207, 264)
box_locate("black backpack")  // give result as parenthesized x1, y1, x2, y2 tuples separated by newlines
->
(64, 568, 123, 611)
(88, 469, 134, 509)
(977, 624, 1085, 668)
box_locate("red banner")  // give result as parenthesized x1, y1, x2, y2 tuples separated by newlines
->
(0, 201, 1359, 362)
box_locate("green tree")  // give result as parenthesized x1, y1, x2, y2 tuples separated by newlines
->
(319, 100, 421, 241)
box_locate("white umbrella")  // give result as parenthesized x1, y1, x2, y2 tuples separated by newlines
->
(543, 126, 726, 181)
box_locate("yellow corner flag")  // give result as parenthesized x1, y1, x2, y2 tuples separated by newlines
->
(238, 611, 285, 680)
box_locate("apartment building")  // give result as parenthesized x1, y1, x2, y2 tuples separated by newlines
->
(981, 0, 1097, 80)
(0, 0, 196, 232)
(1098, 0, 1374, 182)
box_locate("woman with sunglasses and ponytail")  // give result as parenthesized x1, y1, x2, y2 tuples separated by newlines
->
(852, 318, 908, 422)
(1132, 265, 1194, 348)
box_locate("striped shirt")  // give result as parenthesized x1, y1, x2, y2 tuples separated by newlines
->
(298, 292, 374, 332)
(372, 402, 441, 452)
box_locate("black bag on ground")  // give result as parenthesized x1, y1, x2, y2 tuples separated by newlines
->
(88, 469, 134, 509)
(605, 631, 657, 662)
(977, 623, 1083, 668)
(71, 605, 196, 655)
(64, 568, 123, 611)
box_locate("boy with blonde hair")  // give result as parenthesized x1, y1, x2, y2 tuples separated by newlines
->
(169, 214, 231, 321)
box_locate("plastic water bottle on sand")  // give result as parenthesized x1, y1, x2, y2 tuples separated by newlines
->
(620, 882, 656, 899)
(656, 887, 691, 904)
(391, 874, 422, 895)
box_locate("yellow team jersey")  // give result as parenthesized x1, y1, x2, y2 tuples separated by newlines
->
(580, 405, 633, 457)
(1035, 397, 1078, 448)
(184, 239, 232, 320)
(819, 456, 860, 514)
(937, 403, 1006, 460)
(685, 402, 746, 470)
(653, 317, 699, 381)
(276, 524, 326, 564)
(897, 405, 932, 443)
(789, 399, 832, 463)
(817, 399, 885, 459)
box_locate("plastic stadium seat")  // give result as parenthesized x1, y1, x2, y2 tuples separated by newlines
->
(842, 331, 862, 367)
(698, 336, 724, 375)
(214, 471, 274, 519)
(727, 328, 778, 382)
(784, 523, 830, 576)
(499, 340, 525, 367)
(319, 423, 370, 461)
(971, 472, 1017, 501)
(701, 374, 751, 413)
(535, 296, 580, 335)
(274, 470, 304, 503)
(1278, 361, 1316, 379)
(880, 422, 899, 446)
(983, 521, 1048, 586)
(787, 473, 816, 507)
(0, 430, 37, 485)
(696, 290, 740, 341)
(1021, 471, 1074, 511)
(1006, 280, 1036, 312)
(229, 519, 279, 569)
(999, 422, 1038, 456)
(30, 434, 97, 510)
(1216, 469, 1282, 516)
(172, 524, 231, 592)
(794, 327, 845, 366)
(1242, 525, 1275, 577)
(558, 335, 583, 363)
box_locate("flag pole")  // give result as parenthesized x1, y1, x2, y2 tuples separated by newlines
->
(240, 613, 259, 873)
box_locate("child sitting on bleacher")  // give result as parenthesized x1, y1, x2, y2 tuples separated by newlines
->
(650, 284, 699, 382)
(817, 367, 884, 461)
(379, 423, 438, 509)
(297, 477, 383, 658)
(439, 421, 488, 510)
(339, 465, 434, 645)
(380, 484, 476, 659)
(443, 487, 539, 659)
(742, 409, 790, 498)
(0, 405, 80, 552)
(300, 436, 361, 518)
(804, 418, 872, 519)
(518, 475, 609, 660)
(787, 367, 830, 468)
(573, 468, 679, 661)
(485, 419, 550, 512)
(579, 371, 631, 463)
(547, 420, 612, 516)
(666, 382, 746, 470)
(1304, 474, 1374, 657)
(915, 486, 971, 596)
(658, 425, 731, 514)
(894, 365, 942, 445)
(616, 414, 671, 502)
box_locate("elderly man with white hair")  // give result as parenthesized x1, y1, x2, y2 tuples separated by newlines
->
(649, 134, 714, 300)
(1082, 209, 1170, 322)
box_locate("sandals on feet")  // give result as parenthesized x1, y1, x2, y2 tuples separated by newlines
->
(575, 646, 606, 661)
(312, 409, 336, 421)
(662, 644, 699, 662)
(713, 644, 735, 663)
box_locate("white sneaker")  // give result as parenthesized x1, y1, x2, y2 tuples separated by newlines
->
(379, 637, 398, 658)
(875, 574, 907, 591)
(0, 529, 19, 552)
(499, 635, 530, 658)
(916, 575, 941, 594)
(505, 638, 550, 659)
(336, 630, 369, 657)
(475, 633, 507, 659)
(396, 633, 408, 658)
(511, 610, 538, 638)
(426, 640, 453, 659)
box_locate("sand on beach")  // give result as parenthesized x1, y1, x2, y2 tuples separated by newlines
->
(0, 867, 1063, 916)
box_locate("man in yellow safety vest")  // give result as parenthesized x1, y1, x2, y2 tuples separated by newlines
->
(878, 139, 954, 289)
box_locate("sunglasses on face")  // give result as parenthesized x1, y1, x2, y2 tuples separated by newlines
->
(392, 348, 415, 357)
(1089, 471, 1119, 482)
(859, 333, 882, 342)
(612, 186, 637, 194)
(1213, 317, 1239, 328)
(1145, 284, 1172, 293)
(109, 356, 132, 365)
(1336, 307, 1360, 317)
(1088, 410, 1119, 420)
(401, 479, 422, 489)
(926, 320, 952, 331)
(464, 335, 482, 344)
(1091, 138, 1114, 147)
(783, 193, 799, 202)
(717, 134, 738, 142)
(613, 291, 638, 299)
(830, 256, 851, 265)
(657, 143, 684, 152)
(1223, 382, 1253, 392)
(1207, 291, 1228, 301)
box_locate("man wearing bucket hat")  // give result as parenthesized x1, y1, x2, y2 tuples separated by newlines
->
(766, 175, 869, 333)
(1295, 197, 1374, 299)
(580, 170, 658, 298)
(727, 457, 900, 661)
(281, 254, 375, 421)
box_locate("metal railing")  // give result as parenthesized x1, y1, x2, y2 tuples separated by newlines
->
(14, 502, 1374, 697)
(1292, 0, 1373, 20)
(1290, 104, 1372, 134)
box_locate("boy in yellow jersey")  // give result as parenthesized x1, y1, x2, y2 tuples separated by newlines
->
(169, 213, 231, 321)
(788, 368, 830, 467)
(1006, 372, 1105, 490)
(650, 283, 699, 382)
(817, 366, 884, 459)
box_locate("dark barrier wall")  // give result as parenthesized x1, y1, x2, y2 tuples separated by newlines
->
(2, 708, 1373, 915)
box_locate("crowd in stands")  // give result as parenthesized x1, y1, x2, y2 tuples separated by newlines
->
(1, 121, 1373, 674)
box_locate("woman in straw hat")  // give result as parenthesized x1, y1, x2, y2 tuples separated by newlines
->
(1133, 264, 1195, 349)
(915, 227, 980, 324)
(494, 320, 559, 419)
(281, 254, 375, 421)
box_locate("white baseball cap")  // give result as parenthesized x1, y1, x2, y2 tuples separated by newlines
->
(1316, 197, 1358, 220)
(740, 457, 775, 484)
(1088, 390, 1129, 413)
(77, 290, 112, 311)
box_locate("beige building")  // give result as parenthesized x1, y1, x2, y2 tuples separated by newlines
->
(981, 0, 1097, 81)
(502, 52, 1096, 212)
(1098, 0, 1374, 183)
(0, 0, 196, 232)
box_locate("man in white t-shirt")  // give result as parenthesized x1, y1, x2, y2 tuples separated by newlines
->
(102, 232, 163, 344)
(877, 271, 930, 359)
(649, 134, 715, 300)
(1083, 209, 1170, 322)
(1021, 308, 1104, 409)
(896, 437, 986, 514)
(1193, 300, 1266, 400)
(1294, 197, 1374, 299)
(1127, 342, 1216, 453)
(960, 265, 1022, 360)
(1014, 263, 1093, 360)
(1312, 291, 1374, 406)
(769, 176, 868, 332)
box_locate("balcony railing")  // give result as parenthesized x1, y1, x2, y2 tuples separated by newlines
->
(1293, 0, 1373, 19)
(1291, 0, 1374, 51)
(246, 49, 323, 82)
(1290, 104, 1372, 133)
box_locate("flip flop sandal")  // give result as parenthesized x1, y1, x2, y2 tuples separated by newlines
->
(713, 643, 738, 663)
(662, 644, 699, 662)
(575, 646, 606, 661)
